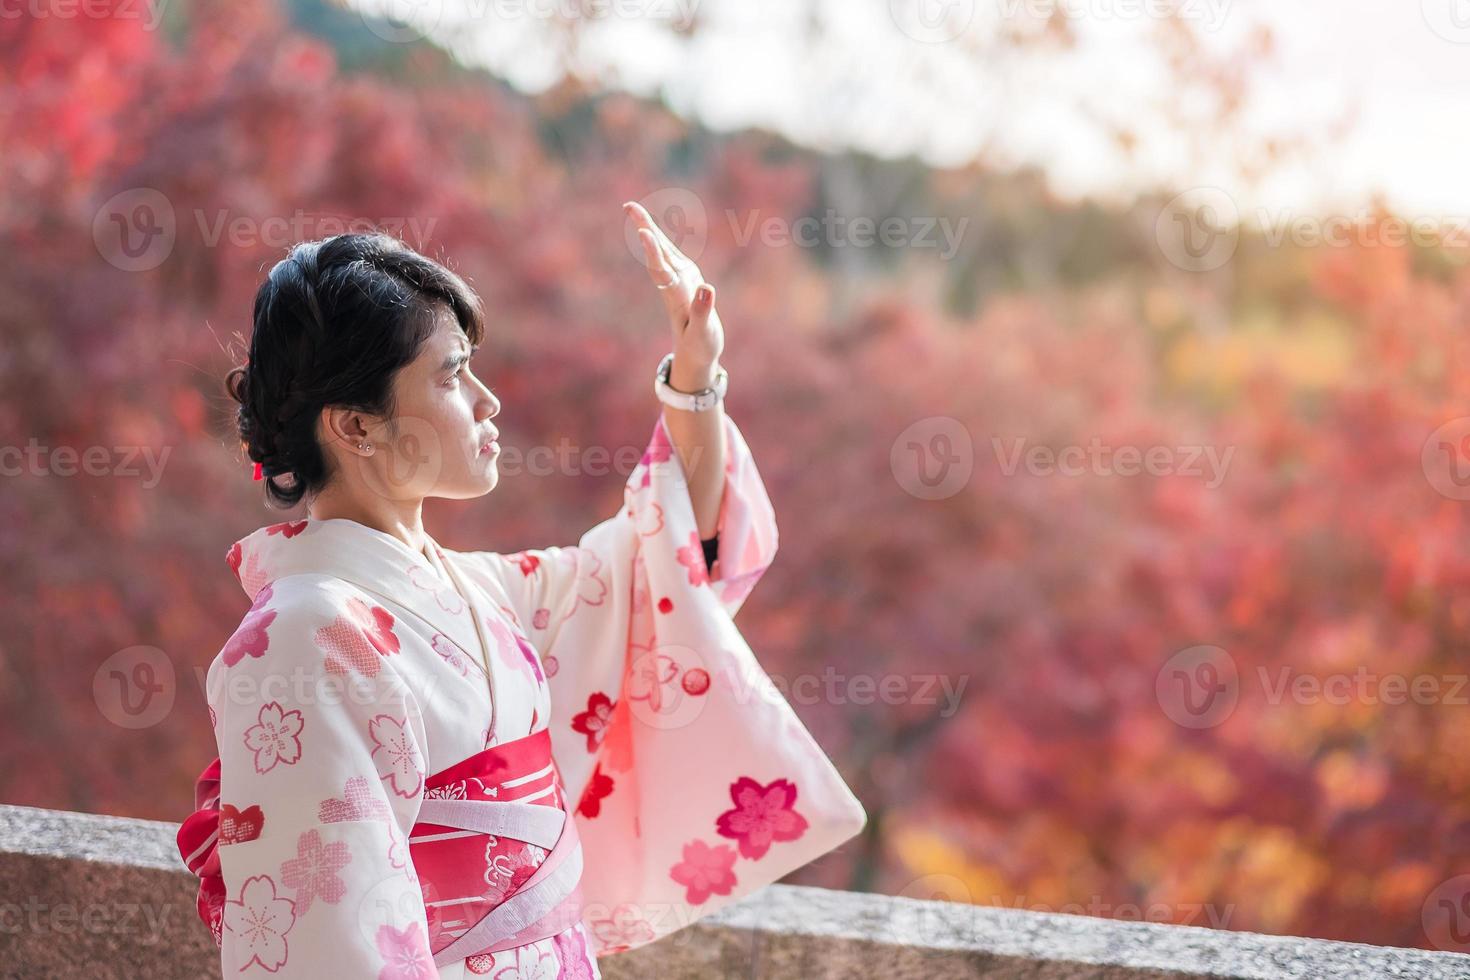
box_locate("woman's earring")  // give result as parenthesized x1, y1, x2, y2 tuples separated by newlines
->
(360, 442, 374, 455)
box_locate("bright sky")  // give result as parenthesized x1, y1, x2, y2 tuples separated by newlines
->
(355, 0, 1470, 221)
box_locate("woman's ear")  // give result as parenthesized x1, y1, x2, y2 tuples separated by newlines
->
(319, 404, 371, 455)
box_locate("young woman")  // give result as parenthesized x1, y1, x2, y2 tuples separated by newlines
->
(176, 205, 867, 978)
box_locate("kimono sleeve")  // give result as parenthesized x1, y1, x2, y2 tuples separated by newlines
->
(461, 412, 867, 958)
(488, 410, 777, 649)
(204, 580, 438, 978)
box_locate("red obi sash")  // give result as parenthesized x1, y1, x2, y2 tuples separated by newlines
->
(177, 727, 587, 968)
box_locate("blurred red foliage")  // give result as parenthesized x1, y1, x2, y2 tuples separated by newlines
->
(3, 0, 1470, 954)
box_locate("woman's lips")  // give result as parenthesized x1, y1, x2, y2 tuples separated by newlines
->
(480, 439, 500, 456)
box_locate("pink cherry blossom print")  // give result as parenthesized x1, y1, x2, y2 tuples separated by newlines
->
(542, 654, 559, 679)
(570, 692, 615, 753)
(265, 520, 308, 538)
(505, 551, 540, 578)
(318, 776, 390, 823)
(550, 922, 596, 979)
(244, 702, 305, 774)
(568, 548, 608, 614)
(315, 598, 399, 677)
(675, 530, 712, 587)
(630, 495, 664, 538)
(636, 424, 674, 489)
(491, 945, 557, 980)
(375, 920, 436, 980)
(715, 777, 810, 860)
(589, 905, 655, 956)
(407, 563, 465, 615)
(669, 839, 737, 905)
(431, 632, 470, 678)
(223, 874, 296, 972)
(226, 540, 243, 577)
(348, 597, 401, 656)
(532, 607, 550, 630)
(385, 822, 408, 869)
(515, 631, 545, 685)
(369, 714, 424, 799)
(576, 764, 613, 819)
(465, 952, 494, 974)
(201, 873, 226, 946)
(279, 828, 351, 916)
(484, 616, 527, 673)
(626, 649, 679, 714)
(250, 581, 275, 610)
(233, 548, 271, 601)
(218, 803, 265, 845)
(221, 603, 277, 667)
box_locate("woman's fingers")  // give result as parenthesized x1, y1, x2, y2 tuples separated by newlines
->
(627, 201, 701, 282)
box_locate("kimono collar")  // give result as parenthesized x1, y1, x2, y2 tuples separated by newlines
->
(225, 517, 492, 678)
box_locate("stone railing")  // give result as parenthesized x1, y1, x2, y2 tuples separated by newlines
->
(3, 802, 1468, 978)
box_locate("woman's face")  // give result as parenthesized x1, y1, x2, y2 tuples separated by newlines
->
(353, 306, 502, 502)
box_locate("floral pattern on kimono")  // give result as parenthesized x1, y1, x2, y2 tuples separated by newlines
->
(193, 410, 867, 979)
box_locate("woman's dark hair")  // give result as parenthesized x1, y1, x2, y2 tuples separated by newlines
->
(226, 233, 484, 508)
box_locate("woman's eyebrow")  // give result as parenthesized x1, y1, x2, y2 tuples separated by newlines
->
(441, 349, 471, 372)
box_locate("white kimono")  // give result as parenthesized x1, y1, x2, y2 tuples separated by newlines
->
(184, 411, 868, 978)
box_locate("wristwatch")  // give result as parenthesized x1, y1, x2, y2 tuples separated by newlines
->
(654, 352, 728, 412)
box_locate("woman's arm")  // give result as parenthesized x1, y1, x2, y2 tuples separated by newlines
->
(625, 200, 727, 538)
